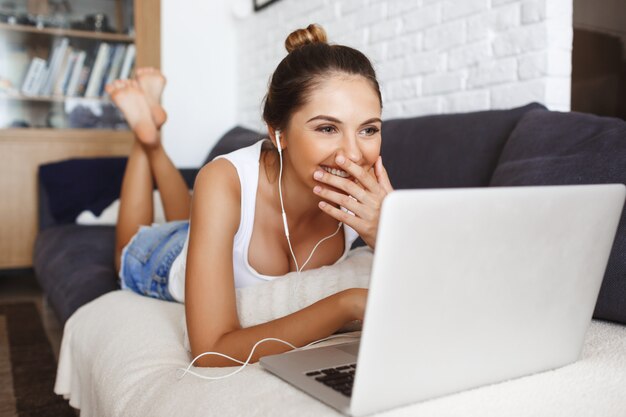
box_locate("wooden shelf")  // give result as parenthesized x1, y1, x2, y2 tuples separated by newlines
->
(0, 128, 132, 141)
(0, 21, 134, 42)
(0, 93, 112, 104)
(0, 0, 159, 269)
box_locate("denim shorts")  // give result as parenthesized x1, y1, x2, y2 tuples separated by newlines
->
(120, 220, 189, 301)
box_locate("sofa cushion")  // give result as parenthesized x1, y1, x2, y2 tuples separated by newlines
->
(490, 109, 626, 324)
(39, 157, 127, 225)
(38, 158, 200, 229)
(380, 103, 546, 189)
(34, 225, 118, 324)
(203, 126, 264, 165)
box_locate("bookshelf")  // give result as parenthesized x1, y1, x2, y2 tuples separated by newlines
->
(0, 0, 160, 269)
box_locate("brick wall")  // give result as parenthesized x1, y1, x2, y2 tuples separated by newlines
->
(236, 0, 573, 130)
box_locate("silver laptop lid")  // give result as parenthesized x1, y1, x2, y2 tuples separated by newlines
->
(351, 184, 625, 416)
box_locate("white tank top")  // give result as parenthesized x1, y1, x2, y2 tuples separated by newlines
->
(168, 139, 359, 302)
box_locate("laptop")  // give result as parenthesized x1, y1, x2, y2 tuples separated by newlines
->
(260, 184, 625, 416)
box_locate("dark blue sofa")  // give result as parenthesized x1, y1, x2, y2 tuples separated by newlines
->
(34, 103, 626, 326)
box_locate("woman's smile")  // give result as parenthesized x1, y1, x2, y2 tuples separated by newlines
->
(320, 165, 350, 178)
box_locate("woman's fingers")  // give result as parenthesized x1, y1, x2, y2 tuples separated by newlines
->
(313, 185, 375, 221)
(313, 168, 376, 206)
(318, 200, 367, 232)
(375, 156, 394, 193)
(335, 155, 381, 193)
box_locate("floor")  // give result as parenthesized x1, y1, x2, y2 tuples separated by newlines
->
(0, 268, 63, 360)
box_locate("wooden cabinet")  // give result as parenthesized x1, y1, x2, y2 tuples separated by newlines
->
(0, 0, 160, 268)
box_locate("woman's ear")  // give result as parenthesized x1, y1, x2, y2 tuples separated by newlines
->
(267, 126, 286, 151)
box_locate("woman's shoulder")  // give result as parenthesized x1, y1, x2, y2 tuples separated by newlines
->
(194, 158, 240, 202)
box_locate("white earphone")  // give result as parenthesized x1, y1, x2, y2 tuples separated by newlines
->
(275, 129, 283, 152)
(275, 130, 342, 273)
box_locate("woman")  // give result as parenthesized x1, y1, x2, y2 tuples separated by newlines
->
(106, 24, 394, 367)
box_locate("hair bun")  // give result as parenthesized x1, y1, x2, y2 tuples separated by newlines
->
(285, 23, 328, 53)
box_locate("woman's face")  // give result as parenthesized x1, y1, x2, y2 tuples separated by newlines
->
(282, 74, 382, 190)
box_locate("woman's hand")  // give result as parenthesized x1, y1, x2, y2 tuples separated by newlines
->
(313, 155, 394, 249)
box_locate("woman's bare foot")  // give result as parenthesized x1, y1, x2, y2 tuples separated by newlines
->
(106, 79, 158, 146)
(135, 67, 168, 129)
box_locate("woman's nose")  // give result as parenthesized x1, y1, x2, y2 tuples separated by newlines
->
(339, 136, 363, 164)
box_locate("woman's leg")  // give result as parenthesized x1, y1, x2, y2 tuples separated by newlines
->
(107, 72, 192, 272)
(135, 68, 192, 222)
(115, 141, 154, 272)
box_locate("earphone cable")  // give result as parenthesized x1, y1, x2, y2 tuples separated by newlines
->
(176, 333, 360, 381)
(276, 133, 342, 274)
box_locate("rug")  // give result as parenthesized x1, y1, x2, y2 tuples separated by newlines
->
(0, 302, 74, 417)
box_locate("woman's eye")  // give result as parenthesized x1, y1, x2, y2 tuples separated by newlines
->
(361, 127, 380, 136)
(318, 126, 337, 134)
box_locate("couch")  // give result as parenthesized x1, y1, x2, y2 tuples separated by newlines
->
(36, 103, 626, 416)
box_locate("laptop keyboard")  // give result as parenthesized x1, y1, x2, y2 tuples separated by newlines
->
(305, 364, 356, 397)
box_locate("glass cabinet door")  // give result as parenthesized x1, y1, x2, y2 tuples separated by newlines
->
(0, 0, 135, 129)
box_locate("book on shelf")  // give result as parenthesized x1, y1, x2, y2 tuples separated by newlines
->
(53, 48, 76, 96)
(84, 43, 111, 98)
(20, 57, 47, 96)
(119, 44, 136, 80)
(40, 37, 70, 96)
(103, 44, 127, 93)
(65, 51, 87, 97)
(15, 40, 137, 100)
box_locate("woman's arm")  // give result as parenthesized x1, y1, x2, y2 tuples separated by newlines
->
(185, 160, 366, 368)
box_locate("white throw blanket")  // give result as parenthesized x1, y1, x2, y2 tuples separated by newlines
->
(55, 247, 626, 417)
(76, 190, 167, 225)
(181, 246, 373, 349)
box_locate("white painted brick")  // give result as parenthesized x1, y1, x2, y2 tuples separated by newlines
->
(422, 72, 465, 95)
(448, 40, 492, 70)
(370, 18, 402, 43)
(545, 0, 573, 19)
(402, 3, 442, 34)
(517, 49, 570, 79)
(338, 0, 368, 16)
(388, 0, 422, 17)
(387, 34, 422, 59)
(546, 22, 573, 49)
(403, 51, 446, 75)
(491, 80, 545, 108)
(442, 0, 489, 21)
(366, 42, 388, 64)
(326, 18, 355, 39)
(521, 0, 544, 24)
(545, 76, 570, 104)
(375, 58, 405, 80)
(280, 0, 325, 20)
(443, 90, 490, 113)
(467, 5, 521, 42)
(493, 23, 548, 56)
(402, 96, 443, 116)
(335, 29, 368, 49)
(424, 19, 466, 50)
(386, 78, 420, 100)
(546, 49, 571, 76)
(467, 58, 518, 88)
(381, 102, 404, 119)
(518, 52, 547, 79)
(350, 4, 387, 25)
(235, 0, 571, 128)
(492, 0, 520, 5)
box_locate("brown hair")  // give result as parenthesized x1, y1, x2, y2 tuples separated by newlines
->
(262, 23, 382, 133)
